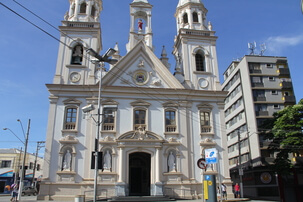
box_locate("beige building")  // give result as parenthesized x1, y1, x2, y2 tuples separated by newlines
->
(0, 148, 43, 193)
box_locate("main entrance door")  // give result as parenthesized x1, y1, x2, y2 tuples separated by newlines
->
(129, 152, 151, 196)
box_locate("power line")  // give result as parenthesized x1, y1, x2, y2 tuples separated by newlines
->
(4, 0, 231, 134)
(5, 0, 301, 149)
(0, 2, 71, 49)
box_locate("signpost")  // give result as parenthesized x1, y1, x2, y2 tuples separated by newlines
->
(198, 148, 221, 202)
(205, 148, 218, 164)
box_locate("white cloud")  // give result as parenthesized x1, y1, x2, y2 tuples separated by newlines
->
(0, 79, 35, 97)
(265, 34, 303, 55)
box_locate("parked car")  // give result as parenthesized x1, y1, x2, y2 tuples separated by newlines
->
(22, 186, 38, 196)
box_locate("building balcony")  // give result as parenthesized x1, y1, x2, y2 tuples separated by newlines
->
(250, 69, 262, 74)
(280, 81, 293, 89)
(283, 95, 296, 104)
(166, 125, 177, 133)
(278, 68, 290, 76)
(102, 123, 115, 131)
(63, 123, 76, 130)
(201, 126, 212, 134)
(255, 111, 269, 116)
(254, 96, 266, 102)
(251, 83, 264, 87)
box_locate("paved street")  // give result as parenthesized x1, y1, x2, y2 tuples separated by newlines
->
(0, 195, 279, 202)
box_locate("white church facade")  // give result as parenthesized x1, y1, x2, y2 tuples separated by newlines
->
(38, 0, 232, 200)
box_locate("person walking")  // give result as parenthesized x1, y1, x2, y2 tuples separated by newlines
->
(234, 183, 240, 198)
(11, 184, 19, 202)
(221, 183, 227, 200)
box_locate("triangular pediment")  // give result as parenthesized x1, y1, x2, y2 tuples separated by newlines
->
(130, 99, 151, 107)
(102, 41, 184, 89)
(197, 103, 213, 111)
(62, 98, 82, 105)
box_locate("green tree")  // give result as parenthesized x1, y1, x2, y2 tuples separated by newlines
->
(261, 99, 303, 174)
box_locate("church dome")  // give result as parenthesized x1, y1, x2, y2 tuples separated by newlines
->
(177, 0, 201, 7)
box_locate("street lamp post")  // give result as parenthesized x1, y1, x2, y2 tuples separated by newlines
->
(17, 119, 30, 201)
(238, 129, 244, 198)
(84, 48, 117, 202)
(3, 119, 30, 201)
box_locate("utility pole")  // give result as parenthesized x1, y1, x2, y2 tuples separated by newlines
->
(31, 141, 45, 186)
(17, 119, 30, 201)
(238, 129, 244, 198)
(14, 147, 23, 184)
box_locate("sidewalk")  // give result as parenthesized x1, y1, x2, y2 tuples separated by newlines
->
(0, 195, 279, 202)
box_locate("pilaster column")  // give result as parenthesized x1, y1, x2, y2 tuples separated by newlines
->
(188, 8, 193, 29)
(199, 11, 204, 30)
(130, 14, 135, 32)
(146, 14, 152, 33)
(118, 147, 124, 182)
(74, 0, 79, 19)
(155, 147, 161, 182)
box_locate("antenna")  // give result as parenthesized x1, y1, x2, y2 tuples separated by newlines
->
(260, 43, 266, 56)
(248, 42, 256, 55)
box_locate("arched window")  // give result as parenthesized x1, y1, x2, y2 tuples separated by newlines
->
(102, 107, 116, 131)
(64, 107, 77, 130)
(193, 12, 198, 23)
(71, 45, 83, 65)
(91, 5, 96, 17)
(183, 13, 188, 24)
(134, 109, 146, 130)
(195, 51, 205, 71)
(165, 110, 176, 132)
(80, 2, 87, 14)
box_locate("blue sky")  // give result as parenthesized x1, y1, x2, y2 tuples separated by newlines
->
(0, 0, 302, 154)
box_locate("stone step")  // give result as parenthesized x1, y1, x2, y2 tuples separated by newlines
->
(108, 196, 175, 202)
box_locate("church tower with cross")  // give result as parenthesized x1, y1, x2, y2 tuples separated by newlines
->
(126, 0, 153, 52)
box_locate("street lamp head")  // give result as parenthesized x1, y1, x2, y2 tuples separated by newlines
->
(17, 119, 20, 122)
(107, 59, 118, 65)
(86, 48, 118, 65)
(102, 48, 116, 58)
(3, 128, 8, 130)
(82, 104, 95, 113)
(86, 48, 103, 61)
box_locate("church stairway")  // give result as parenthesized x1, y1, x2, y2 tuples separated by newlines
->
(107, 196, 175, 202)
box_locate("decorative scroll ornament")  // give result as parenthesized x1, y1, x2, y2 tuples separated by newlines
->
(131, 126, 149, 140)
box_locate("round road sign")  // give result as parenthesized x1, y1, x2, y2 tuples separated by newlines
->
(197, 158, 207, 169)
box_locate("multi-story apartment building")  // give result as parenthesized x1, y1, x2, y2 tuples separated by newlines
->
(0, 148, 43, 193)
(222, 55, 296, 200)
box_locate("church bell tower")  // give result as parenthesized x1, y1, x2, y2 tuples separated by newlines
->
(53, 0, 103, 85)
(173, 0, 221, 90)
(126, 0, 153, 52)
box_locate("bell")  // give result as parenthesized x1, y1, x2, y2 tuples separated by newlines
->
(71, 56, 82, 65)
